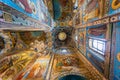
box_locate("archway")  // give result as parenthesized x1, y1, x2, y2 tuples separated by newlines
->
(58, 75, 86, 80)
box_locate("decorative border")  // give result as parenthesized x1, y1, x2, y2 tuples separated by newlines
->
(76, 13, 120, 28)
(53, 72, 86, 80)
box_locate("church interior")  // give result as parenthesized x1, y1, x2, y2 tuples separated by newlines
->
(0, 0, 120, 80)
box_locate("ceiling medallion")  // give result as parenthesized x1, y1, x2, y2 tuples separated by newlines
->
(58, 32, 67, 41)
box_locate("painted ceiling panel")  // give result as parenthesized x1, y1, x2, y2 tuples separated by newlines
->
(52, 27, 73, 48)
(53, 0, 61, 20)
(52, 0, 73, 22)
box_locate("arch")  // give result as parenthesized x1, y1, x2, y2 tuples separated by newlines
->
(58, 75, 86, 80)
(53, 72, 87, 80)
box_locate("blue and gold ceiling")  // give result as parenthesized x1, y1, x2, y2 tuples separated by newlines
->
(52, 0, 73, 21)
(52, 27, 74, 48)
(43, 0, 80, 27)
(52, 0, 61, 20)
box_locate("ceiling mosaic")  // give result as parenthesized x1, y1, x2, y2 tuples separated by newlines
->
(43, 0, 81, 27)
(52, 0, 74, 21)
(52, 27, 74, 48)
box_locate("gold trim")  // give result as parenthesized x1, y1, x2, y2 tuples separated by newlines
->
(112, 0, 120, 10)
(117, 53, 120, 62)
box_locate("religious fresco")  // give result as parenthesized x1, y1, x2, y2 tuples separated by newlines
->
(73, 0, 83, 9)
(0, 33, 13, 55)
(0, 0, 53, 27)
(15, 54, 51, 80)
(81, 0, 107, 23)
(0, 31, 47, 57)
(0, 0, 49, 21)
(44, 0, 54, 18)
(73, 0, 112, 26)
(52, 0, 73, 21)
(85, 24, 111, 78)
(50, 54, 83, 80)
(74, 8, 83, 26)
(59, 0, 72, 12)
(0, 30, 51, 80)
(75, 1, 117, 78)
(109, 0, 120, 15)
(38, 0, 52, 26)
(52, 0, 62, 20)
(0, 50, 36, 80)
(78, 28, 86, 55)
(87, 25, 107, 38)
(75, 13, 80, 25)
(50, 49, 105, 80)
(55, 56, 80, 70)
(77, 0, 85, 8)
(0, 0, 40, 20)
(42, 0, 54, 26)
(19, 31, 46, 45)
(12, 15, 33, 26)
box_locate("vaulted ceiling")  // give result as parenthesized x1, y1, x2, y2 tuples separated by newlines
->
(52, 0, 80, 27)
(43, 0, 77, 48)
(43, 0, 81, 27)
(52, 27, 74, 48)
(52, 0, 73, 21)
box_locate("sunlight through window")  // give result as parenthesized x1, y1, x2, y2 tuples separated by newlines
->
(89, 38, 106, 55)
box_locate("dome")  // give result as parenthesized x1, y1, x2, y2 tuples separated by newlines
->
(58, 32, 67, 41)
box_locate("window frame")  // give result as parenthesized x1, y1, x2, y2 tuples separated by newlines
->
(88, 37, 106, 55)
